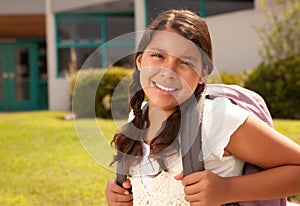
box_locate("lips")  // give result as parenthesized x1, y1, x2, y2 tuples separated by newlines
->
(152, 81, 178, 92)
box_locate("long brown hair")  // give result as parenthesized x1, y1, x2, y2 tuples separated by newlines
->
(111, 9, 213, 173)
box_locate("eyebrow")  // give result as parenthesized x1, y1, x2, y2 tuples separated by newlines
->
(147, 47, 198, 62)
(146, 47, 164, 52)
(180, 55, 198, 63)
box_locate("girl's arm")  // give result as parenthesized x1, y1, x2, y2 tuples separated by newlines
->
(223, 165, 300, 203)
(228, 114, 300, 169)
(223, 114, 300, 202)
(179, 114, 300, 205)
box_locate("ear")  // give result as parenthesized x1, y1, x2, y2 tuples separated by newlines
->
(135, 53, 142, 70)
(199, 66, 208, 84)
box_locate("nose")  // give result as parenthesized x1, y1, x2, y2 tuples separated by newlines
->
(160, 59, 177, 79)
(159, 68, 176, 80)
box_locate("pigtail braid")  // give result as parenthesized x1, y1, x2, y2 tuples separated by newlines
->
(129, 69, 148, 130)
(111, 69, 147, 167)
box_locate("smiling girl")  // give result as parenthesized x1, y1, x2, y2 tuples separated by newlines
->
(105, 9, 300, 206)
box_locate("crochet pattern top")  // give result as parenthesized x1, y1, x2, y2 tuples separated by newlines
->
(128, 97, 251, 205)
(130, 153, 189, 206)
(131, 171, 189, 205)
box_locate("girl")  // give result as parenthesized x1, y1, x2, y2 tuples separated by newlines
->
(105, 9, 300, 206)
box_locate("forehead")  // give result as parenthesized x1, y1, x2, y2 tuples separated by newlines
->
(145, 30, 202, 59)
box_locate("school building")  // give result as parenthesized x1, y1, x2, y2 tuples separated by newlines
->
(0, 0, 272, 111)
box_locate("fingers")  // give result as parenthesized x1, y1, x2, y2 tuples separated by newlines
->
(185, 193, 201, 202)
(122, 179, 132, 190)
(107, 179, 129, 194)
(174, 171, 184, 180)
(105, 179, 133, 205)
(182, 170, 206, 186)
(180, 170, 226, 206)
(184, 181, 203, 195)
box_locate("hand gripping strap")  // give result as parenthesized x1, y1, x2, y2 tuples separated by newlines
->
(180, 95, 239, 206)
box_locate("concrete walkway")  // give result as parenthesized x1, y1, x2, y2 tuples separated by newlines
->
(287, 201, 300, 206)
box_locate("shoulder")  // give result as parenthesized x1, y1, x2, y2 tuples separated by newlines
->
(203, 96, 250, 121)
(202, 97, 251, 160)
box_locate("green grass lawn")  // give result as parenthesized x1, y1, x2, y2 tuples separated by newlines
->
(0, 111, 299, 205)
(0, 111, 115, 206)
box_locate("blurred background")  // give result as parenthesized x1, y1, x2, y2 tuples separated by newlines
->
(0, 0, 267, 112)
(0, 0, 299, 205)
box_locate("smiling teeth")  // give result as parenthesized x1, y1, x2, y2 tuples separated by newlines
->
(154, 82, 177, 92)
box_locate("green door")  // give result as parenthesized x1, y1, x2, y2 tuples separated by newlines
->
(0, 42, 39, 111)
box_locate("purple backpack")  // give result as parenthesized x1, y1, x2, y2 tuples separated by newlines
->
(181, 84, 286, 206)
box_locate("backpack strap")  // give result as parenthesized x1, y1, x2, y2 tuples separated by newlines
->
(180, 94, 239, 205)
(181, 94, 206, 176)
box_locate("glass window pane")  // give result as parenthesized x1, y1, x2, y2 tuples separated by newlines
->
(205, 0, 254, 16)
(58, 47, 100, 75)
(58, 48, 71, 75)
(0, 49, 2, 102)
(146, 0, 254, 19)
(38, 41, 47, 80)
(38, 41, 48, 109)
(58, 15, 102, 44)
(15, 48, 30, 101)
(147, 0, 201, 22)
(106, 14, 134, 40)
(107, 46, 135, 68)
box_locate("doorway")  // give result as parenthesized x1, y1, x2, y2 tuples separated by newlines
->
(0, 42, 40, 111)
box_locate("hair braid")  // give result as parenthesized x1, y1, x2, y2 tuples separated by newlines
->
(110, 69, 147, 168)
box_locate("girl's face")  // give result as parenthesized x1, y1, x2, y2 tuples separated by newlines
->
(136, 30, 207, 115)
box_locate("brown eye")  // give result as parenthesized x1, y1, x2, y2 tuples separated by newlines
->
(181, 61, 195, 68)
(151, 53, 163, 59)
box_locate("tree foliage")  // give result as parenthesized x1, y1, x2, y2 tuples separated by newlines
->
(245, 55, 300, 119)
(245, 0, 300, 119)
(258, 0, 300, 63)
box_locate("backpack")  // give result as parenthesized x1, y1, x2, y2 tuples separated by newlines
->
(181, 84, 286, 206)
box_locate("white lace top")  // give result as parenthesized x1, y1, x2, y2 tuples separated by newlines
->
(129, 97, 251, 205)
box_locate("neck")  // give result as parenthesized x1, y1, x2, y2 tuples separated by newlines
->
(145, 105, 172, 144)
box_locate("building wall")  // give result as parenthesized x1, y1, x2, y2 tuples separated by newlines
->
(51, 0, 111, 12)
(46, 0, 70, 110)
(255, 0, 274, 10)
(47, 0, 269, 110)
(205, 9, 266, 73)
(0, 15, 45, 38)
(46, 0, 136, 110)
(0, 0, 272, 111)
(0, 0, 44, 14)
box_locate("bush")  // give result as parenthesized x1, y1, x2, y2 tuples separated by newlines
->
(257, 0, 300, 63)
(70, 67, 133, 118)
(208, 72, 247, 86)
(244, 55, 300, 119)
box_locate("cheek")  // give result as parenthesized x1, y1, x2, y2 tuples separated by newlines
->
(180, 71, 201, 89)
(139, 67, 159, 87)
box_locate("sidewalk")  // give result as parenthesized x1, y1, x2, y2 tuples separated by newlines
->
(288, 201, 300, 206)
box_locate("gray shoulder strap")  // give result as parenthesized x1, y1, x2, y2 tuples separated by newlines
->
(181, 94, 206, 176)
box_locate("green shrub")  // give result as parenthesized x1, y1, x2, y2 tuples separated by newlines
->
(257, 0, 300, 63)
(208, 72, 247, 86)
(244, 55, 300, 119)
(70, 67, 133, 118)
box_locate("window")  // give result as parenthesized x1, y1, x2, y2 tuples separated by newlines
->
(146, 0, 202, 23)
(57, 14, 102, 44)
(106, 14, 135, 41)
(58, 47, 99, 74)
(146, 0, 254, 20)
(205, 0, 254, 16)
(56, 12, 134, 77)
